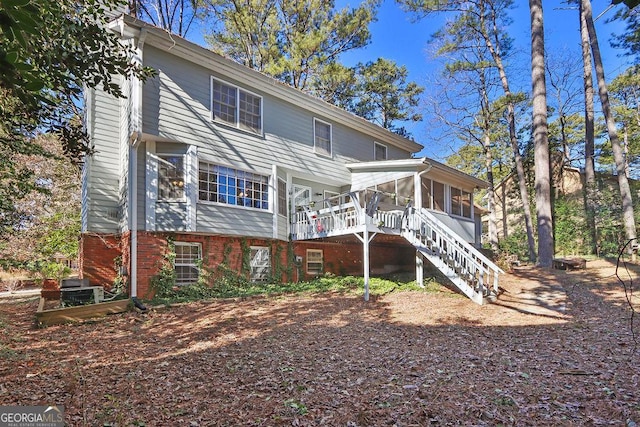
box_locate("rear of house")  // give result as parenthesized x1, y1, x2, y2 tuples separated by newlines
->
(81, 14, 500, 303)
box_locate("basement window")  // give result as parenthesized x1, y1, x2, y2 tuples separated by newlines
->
(306, 249, 323, 275)
(250, 246, 271, 283)
(174, 242, 201, 286)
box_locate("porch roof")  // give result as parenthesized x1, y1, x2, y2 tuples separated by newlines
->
(346, 157, 488, 190)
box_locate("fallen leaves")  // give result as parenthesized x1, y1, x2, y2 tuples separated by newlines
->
(0, 259, 638, 425)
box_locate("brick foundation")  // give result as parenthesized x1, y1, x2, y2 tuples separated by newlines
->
(79, 233, 122, 291)
(81, 232, 416, 299)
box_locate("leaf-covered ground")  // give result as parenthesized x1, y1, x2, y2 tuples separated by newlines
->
(1, 259, 639, 426)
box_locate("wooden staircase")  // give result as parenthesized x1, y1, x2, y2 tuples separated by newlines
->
(291, 191, 503, 304)
(398, 207, 503, 304)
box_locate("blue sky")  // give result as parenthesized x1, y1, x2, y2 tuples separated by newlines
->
(334, 0, 632, 159)
(189, 1, 633, 160)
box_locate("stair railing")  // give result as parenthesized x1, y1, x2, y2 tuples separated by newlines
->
(403, 207, 503, 297)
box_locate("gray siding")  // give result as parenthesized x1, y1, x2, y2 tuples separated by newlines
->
(85, 83, 123, 233)
(156, 202, 188, 231)
(197, 204, 273, 238)
(136, 141, 147, 228)
(431, 210, 476, 244)
(141, 46, 411, 184)
(118, 77, 131, 233)
(141, 45, 415, 238)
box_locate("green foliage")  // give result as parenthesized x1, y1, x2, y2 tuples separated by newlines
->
(205, 0, 378, 90)
(498, 230, 530, 262)
(0, 0, 154, 235)
(610, 5, 640, 63)
(553, 196, 591, 256)
(352, 58, 424, 135)
(150, 269, 439, 305)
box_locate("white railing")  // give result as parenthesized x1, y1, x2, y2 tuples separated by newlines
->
(403, 207, 503, 298)
(290, 190, 503, 303)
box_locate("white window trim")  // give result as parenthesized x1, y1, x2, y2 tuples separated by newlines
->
(374, 141, 388, 161)
(250, 246, 271, 283)
(210, 76, 263, 136)
(174, 241, 201, 286)
(306, 249, 323, 275)
(157, 153, 187, 203)
(313, 118, 332, 157)
(197, 160, 272, 212)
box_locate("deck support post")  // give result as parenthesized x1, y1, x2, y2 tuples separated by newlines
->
(354, 226, 377, 302)
(416, 251, 424, 288)
(363, 228, 370, 301)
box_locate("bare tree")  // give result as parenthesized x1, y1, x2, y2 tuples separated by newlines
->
(129, 0, 205, 37)
(400, 0, 538, 262)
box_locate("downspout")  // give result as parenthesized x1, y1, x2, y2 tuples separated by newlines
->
(129, 28, 147, 301)
(129, 132, 142, 298)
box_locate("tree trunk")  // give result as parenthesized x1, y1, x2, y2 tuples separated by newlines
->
(480, 7, 537, 262)
(529, 0, 553, 267)
(583, 0, 637, 250)
(580, 0, 598, 255)
(481, 36, 537, 261)
(484, 132, 499, 253)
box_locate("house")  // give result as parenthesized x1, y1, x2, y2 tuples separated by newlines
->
(80, 14, 502, 304)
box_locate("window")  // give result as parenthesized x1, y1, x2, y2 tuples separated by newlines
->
(462, 190, 472, 218)
(199, 162, 269, 209)
(433, 181, 445, 212)
(313, 119, 332, 156)
(278, 179, 287, 216)
(451, 187, 462, 216)
(374, 142, 387, 161)
(250, 246, 271, 283)
(324, 190, 339, 206)
(158, 155, 185, 200)
(450, 187, 472, 218)
(211, 78, 262, 134)
(421, 178, 432, 210)
(306, 249, 323, 275)
(174, 242, 201, 286)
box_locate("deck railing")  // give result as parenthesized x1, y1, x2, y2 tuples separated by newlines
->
(403, 207, 503, 298)
(290, 190, 503, 302)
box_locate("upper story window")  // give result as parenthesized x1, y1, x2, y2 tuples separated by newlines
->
(374, 142, 387, 161)
(313, 118, 332, 157)
(158, 155, 185, 201)
(211, 78, 262, 134)
(199, 161, 269, 210)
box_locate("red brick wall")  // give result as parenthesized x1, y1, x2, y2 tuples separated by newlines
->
(81, 232, 416, 299)
(293, 238, 415, 281)
(79, 233, 122, 290)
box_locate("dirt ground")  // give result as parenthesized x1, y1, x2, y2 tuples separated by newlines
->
(1, 259, 639, 426)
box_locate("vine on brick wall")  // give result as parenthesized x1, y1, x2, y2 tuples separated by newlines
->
(240, 238, 251, 276)
(149, 236, 177, 298)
